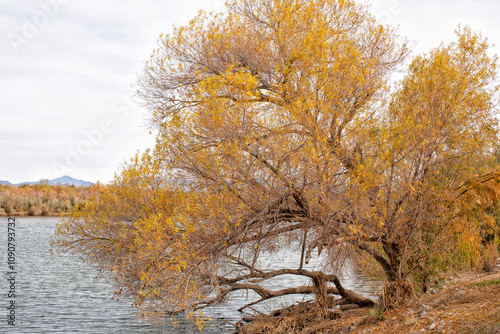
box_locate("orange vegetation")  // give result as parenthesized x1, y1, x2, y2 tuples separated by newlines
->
(0, 183, 96, 216)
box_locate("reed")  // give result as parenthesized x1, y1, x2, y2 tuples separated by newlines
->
(0, 184, 96, 216)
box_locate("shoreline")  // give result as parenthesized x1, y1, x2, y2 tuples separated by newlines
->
(0, 212, 68, 217)
(330, 268, 500, 334)
(239, 259, 500, 334)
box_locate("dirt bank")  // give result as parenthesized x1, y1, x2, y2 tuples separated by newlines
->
(238, 258, 500, 334)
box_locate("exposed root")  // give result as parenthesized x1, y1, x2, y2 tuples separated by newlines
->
(379, 278, 415, 310)
(236, 301, 344, 334)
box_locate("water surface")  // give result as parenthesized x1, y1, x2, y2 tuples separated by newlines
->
(1, 217, 380, 333)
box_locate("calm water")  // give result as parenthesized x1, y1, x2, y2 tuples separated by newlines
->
(1, 217, 381, 333)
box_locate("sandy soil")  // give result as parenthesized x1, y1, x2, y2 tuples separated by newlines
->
(326, 259, 500, 334)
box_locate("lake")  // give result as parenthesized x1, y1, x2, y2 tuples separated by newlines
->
(1, 217, 381, 333)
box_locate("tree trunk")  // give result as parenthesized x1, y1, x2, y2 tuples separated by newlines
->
(380, 278, 415, 310)
(312, 272, 329, 319)
(382, 240, 403, 282)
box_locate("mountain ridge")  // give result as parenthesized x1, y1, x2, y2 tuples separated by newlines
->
(0, 176, 93, 187)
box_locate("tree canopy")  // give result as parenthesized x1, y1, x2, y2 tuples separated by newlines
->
(55, 0, 500, 330)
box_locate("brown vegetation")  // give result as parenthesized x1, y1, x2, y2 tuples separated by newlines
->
(0, 183, 95, 216)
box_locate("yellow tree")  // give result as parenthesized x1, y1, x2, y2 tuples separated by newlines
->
(56, 0, 499, 326)
(355, 26, 500, 303)
(142, 0, 406, 314)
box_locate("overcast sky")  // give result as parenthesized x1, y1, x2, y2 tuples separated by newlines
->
(1, 0, 499, 184)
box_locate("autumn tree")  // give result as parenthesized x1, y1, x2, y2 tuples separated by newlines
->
(359, 27, 499, 304)
(55, 0, 499, 328)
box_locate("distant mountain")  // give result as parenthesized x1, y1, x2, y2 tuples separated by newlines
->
(46, 176, 94, 187)
(1, 176, 93, 187)
(14, 180, 39, 186)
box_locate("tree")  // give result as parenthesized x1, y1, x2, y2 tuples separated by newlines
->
(55, 0, 499, 329)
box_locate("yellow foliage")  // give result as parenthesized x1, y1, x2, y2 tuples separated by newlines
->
(55, 0, 500, 324)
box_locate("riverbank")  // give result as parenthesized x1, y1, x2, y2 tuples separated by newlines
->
(329, 268, 500, 334)
(0, 212, 68, 217)
(238, 257, 500, 334)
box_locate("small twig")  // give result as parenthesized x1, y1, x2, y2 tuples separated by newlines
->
(247, 306, 266, 316)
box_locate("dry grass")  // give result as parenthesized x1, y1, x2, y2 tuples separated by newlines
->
(0, 184, 95, 216)
(238, 302, 344, 334)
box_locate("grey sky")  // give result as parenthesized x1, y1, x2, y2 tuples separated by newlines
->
(1, 0, 499, 184)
